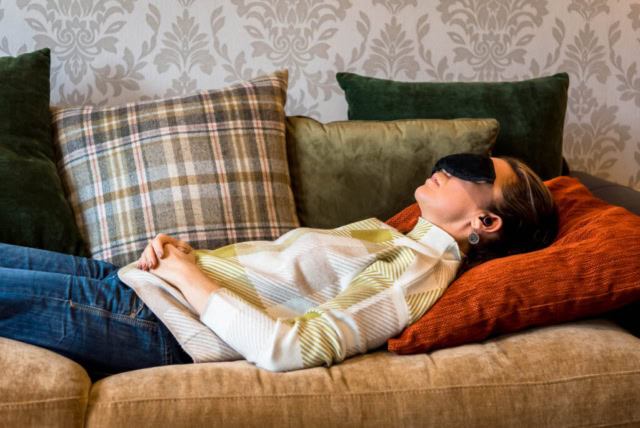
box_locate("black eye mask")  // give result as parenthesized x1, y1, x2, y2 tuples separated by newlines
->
(431, 153, 496, 184)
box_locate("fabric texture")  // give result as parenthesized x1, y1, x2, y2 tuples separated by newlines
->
(0, 48, 85, 256)
(568, 171, 640, 337)
(0, 337, 91, 428)
(0, 243, 191, 382)
(286, 115, 498, 228)
(82, 319, 640, 428)
(336, 72, 569, 181)
(53, 70, 299, 266)
(118, 217, 461, 371)
(385, 176, 640, 354)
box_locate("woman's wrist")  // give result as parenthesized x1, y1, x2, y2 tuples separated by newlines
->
(173, 265, 222, 315)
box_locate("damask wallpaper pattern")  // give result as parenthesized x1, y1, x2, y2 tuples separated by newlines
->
(1, 0, 639, 188)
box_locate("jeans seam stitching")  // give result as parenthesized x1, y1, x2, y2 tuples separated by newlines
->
(69, 300, 158, 329)
(0, 291, 69, 303)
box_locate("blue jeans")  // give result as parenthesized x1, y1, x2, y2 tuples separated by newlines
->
(0, 243, 192, 381)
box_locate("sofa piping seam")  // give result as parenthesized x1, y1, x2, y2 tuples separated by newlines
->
(0, 396, 88, 409)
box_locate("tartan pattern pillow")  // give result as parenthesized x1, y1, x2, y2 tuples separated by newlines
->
(53, 70, 299, 266)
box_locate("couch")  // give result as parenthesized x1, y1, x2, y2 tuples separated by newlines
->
(1, 165, 639, 427)
(2, 49, 640, 427)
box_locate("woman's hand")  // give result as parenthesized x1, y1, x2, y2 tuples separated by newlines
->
(149, 243, 221, 314)
(147, 243, 198, 287)
(137, 234, 194, 271)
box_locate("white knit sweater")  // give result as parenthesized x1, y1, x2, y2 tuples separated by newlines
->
(118, 217, 462, 371)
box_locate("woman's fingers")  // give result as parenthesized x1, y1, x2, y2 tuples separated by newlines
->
(143, 244, 158, 270)
(152, 233, 178, 259)
(138, 256, 147, 270)
(137, 234, 194, 271)
(137, 245, 150, 270)
(152, 238, 166, 261)
(154, 234, 193, 256)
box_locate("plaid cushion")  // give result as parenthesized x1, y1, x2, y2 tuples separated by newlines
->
(53, 70, 299, 266)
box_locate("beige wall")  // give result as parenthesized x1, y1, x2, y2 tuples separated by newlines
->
(1, 0, 639, 189)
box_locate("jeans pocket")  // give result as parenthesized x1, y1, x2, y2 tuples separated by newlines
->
(69, 300, 158, 329)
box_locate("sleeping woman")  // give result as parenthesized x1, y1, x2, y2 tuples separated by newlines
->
(0, 153, 558, 380)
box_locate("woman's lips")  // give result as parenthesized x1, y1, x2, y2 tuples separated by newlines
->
(428, 173, 440, 186)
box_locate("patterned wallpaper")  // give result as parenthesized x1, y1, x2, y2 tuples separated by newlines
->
(1, 0, 639, 189)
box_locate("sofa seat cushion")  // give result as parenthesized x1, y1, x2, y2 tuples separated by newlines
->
(0, 337, 91, 428)
(85, 318, 640, 427)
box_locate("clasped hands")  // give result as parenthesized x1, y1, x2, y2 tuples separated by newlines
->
(136, 234, 220, 314)
(137, 233, 196, 284)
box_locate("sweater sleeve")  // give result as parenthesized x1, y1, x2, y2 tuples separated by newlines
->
(199, 229, 460, 372)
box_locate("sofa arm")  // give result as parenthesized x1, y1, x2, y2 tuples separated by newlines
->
(569, 170, 640, 337)
(569, 171, 640, 216)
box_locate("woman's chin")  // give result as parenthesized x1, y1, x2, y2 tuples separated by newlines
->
(414, 186, 433, 204)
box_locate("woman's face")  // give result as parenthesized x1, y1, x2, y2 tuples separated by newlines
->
(415, 157, 516, 245)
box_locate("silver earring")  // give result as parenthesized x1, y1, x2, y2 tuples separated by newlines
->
(468, 229, 479, 245)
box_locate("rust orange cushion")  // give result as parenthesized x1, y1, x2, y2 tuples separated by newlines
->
(386, 176, 640, 354)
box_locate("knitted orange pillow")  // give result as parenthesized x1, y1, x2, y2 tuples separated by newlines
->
(386, 176, 640, 354)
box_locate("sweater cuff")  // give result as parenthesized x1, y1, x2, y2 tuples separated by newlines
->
(200, 287, 227, 321)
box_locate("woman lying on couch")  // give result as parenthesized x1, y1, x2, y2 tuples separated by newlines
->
(0, 154, 558, 380)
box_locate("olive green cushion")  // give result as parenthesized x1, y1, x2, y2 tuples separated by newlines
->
(286, 116, 498, 228)
(0, 48, 85, 255)
(336, 72, 569, 181)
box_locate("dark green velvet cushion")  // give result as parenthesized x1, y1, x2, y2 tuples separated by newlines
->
(0, 48, 85, 255)
(286, 116, 498, 228)
(336, 72, 569, 181)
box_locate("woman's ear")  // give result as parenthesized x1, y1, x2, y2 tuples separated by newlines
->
(474, 213, 503, 234)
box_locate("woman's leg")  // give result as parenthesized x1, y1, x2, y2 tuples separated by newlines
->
(0, 266, 191, 381)
(0, 243, 120, 280)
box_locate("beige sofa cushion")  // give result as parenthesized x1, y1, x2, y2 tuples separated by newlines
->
(85, 318, 640, 427)
(0, 337, 91, 428)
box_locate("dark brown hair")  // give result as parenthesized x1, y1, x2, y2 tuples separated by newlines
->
(456, 157, 559, 276)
